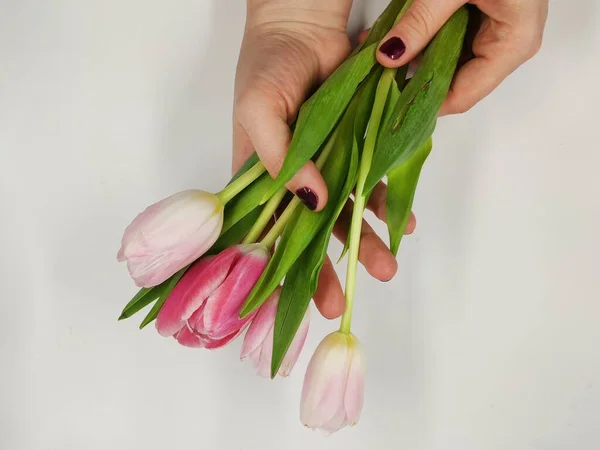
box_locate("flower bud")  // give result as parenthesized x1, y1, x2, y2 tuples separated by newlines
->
(156, 244, 269, 349)
(300, 331, 365, 434)
(118, 190, 223, 287)
(241, 287, 310, 377)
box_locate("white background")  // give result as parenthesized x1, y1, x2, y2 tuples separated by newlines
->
(1, 1, 599, 449)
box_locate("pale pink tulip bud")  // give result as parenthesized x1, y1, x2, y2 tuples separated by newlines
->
(117, 190, 223, 288)
(300, 331, 365, 435)
(240, 287, 310, 378)
(155, 244, 269, 349)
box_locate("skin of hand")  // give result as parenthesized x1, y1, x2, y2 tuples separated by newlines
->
(233, 0, 547, 318)
(377, 0, 549, 115)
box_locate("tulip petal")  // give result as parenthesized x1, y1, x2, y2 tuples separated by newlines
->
(196, 328, 243, 350)
(187, 302, 210, 335)
(202, 244, 268, 339)
(321, 405, 349, 436)
(118, 190, 224, 287)
(344, 339, 365, 425)
(126, 253, 173, 288)
(121, 190, 220, 254)
(174, 325, 205, 348)
(254, 328, 274, 378)
(155, 247, 241, 337)
(240, 289, 279, 360)
(300, 333, 350, 429)
(279, 308, 310, 377)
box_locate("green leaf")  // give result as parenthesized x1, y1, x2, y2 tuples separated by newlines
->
(271, 117, 360, 378)
(210, 206, 262, 254)
(118, 286, 162, 321)
(264, 43, 380, 200)
(240, 94, 361, 318)
(354, 67, 383, 151)
(386, 137, 432, 256)
(353, 0, 408, 54)
(336, 71, 382, 263)
(221, 172, 273, 234)
(384, 76, 402, 124)
(364, 7, 468, 193)
(139, 267, 188, 329)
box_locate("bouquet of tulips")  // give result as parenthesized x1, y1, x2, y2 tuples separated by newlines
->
(117, 0, 468, 434)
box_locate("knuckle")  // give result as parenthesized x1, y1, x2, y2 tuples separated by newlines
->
(403, 1, 435, 41)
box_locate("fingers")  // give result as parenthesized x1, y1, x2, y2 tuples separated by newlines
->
(439, 54, 514, 115)
(440, 4, 545, 115)
(333, 201, 398, 282)
(364, 181, 417, 234)
(405, 212, 417, 235)
(365, 181, 388, 221)
(314, 183, 419, 319)
(313, 256, 345, 319)
(357, 29, 370, 45)
(377, 0, 465, 67)
(234, 89, 328, 211)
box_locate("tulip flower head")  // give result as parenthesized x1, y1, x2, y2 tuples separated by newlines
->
(118, 189, 223, 288)
(156, 244, 269, 349)
(300, 331, 365, 435)
(241, 287, 310, 377)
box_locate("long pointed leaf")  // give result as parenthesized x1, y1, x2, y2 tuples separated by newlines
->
(264, 43, 379, 199)
(337, 69, 383, 262)
(387, 137, 432, 255)
(364, 7, 468, 193)
(118, 286, 161, 321)
(139, 267, 188, 329)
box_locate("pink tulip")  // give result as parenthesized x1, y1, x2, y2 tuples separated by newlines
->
(241, 287, 310, 378)
(117, 189, 223, 288)
(155, 244, 269, 349)
(300, 331, 365, 435)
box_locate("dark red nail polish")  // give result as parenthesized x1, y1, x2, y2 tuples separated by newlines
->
(295, 187, 318, 211)
(379, 37, 406, 60)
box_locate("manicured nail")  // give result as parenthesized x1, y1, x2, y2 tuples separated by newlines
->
(379, 37, 406, 60)
(295, 187, 318, 211)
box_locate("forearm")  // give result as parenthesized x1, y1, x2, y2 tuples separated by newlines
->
(246, 0, 353, 32)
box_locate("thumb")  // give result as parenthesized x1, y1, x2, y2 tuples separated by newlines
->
(377, 0, 465, 67)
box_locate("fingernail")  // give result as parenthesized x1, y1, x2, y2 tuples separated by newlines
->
(295, 187, 318, 211)
(379, 37, 406, 60)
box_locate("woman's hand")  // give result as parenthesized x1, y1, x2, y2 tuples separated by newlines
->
(377, 0, 549, 115)
(233, 0, 548, 319)
(233, 0, 353, 211)
(233, 1, 410, 319)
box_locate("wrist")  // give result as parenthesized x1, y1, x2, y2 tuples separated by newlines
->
(246, 0, 352, 33)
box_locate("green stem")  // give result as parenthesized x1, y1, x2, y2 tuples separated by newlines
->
(259, 128, 340, 248)
(340, 68, 396, 334)
(260, 197, 301, 248)
(242, 187, 287, 244)
(216, 162, 266, 205)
